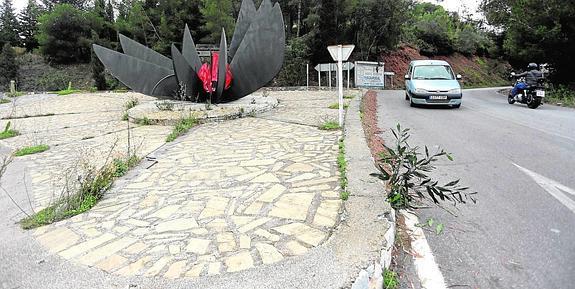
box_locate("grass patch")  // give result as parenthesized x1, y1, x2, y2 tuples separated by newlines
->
(136, 117, 152, 125)
(124, 97, 139, 110)
(0, 121, 18, 139)
(338, 138, 349, 200)
(0, 98, 11, 104)
(55, 89, 81, 95)
(383, 269, 399, 289)
(20, 154, 140, 229)
(122, 111, 129, 121)
(319, 120, 340, 130)
(343, 95, 355, 99)
(546, 85, 575, 108)
(328, 103, 349, 109)
(6, 91, 25, 98)
(166, 116, 198, 142)
(14, 144, 49, 156)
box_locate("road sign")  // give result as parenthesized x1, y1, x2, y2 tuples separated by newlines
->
(327, 44, 355, 127)
(355, 61, 385, 88)
(314, 62, 354, 72)
(328, 44, 355, 61)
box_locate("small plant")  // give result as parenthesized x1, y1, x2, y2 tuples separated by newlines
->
(122, 112, 129, 121)
(0, 98, 10, 104)
(14, 144, 50, 156)
(262, 89, 269, 97)
(417, 218, 445, 235)
(6, 91, 24, 98)
(156, 100, 175, 111)
(124, 97, 139, 110)
(319, 120, 340, 130)
(88, 86, 97, 93)
(371, 124, 476, 209)
(136, 117, 152, 125)
(166, 116, 198, 142)
(54, 82, 81, 95)
(0, 122, 19, 139)
(343, 95, 355, 99)
(328, 103, 349, 109)
(383, 269, 399, 289)
(338, 138, 349, 200)
(112, 155, 139, 177)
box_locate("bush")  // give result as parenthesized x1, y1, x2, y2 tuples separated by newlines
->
(274, 37, 311, 86)
(37, 4, 93, 64)
(0, 43, 18, 89)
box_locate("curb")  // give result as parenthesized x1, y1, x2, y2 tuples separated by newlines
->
(344, 90, 396, 289)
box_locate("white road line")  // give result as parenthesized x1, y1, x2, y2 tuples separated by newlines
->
(401, 210, 447, 289)
(514, 163, 575, 214)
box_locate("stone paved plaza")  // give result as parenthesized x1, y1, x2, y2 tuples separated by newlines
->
(0, 90, 357, 279)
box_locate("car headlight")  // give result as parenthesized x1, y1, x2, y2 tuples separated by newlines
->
(448, 88, 461, 94)
(414, 88, 427, 93)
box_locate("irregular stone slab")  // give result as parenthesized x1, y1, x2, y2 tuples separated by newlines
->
(185, 238, 211, 254)
(255, 243, 284, 264)
(225, 251, 254, 272)
(268, 193, 314, 221)
(155, 218, 199, 233)
(272, 223, 326, 246)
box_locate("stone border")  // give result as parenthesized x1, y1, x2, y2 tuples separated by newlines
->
(347, 90, 396, 289)
(128, 95, 278, 125)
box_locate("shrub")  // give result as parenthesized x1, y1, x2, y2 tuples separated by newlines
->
(372, 124, 476, 209)
(0, 43, 18, 89)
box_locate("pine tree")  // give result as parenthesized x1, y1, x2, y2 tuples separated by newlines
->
(0, 0, 20, 47)
(200, 0, 235, 43)
(0, 43, 18, 89)
(19, 0, 42, 51)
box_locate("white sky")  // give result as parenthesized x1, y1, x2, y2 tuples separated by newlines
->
(13, 0, 27, 13)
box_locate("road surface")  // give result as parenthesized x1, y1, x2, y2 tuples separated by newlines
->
(376, 88, 575, 289)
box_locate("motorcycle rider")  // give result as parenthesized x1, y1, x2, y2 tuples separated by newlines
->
(511, 63, 543, 100)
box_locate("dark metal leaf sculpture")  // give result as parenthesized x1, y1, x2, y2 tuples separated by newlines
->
(228, 1, 285, 100)
(92, 0, 285, 103)
(93, 45, 176, 96)
(228, 0, 256, 60)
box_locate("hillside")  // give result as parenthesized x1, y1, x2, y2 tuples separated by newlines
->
(382, 45, 512, 89)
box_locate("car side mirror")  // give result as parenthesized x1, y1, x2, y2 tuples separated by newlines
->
(456, 74, 462, 80)
(404, 74, 410, 80)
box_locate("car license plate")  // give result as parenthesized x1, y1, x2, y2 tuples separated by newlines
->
(536, 90, 545, 97)
(429, 95, 448, 100)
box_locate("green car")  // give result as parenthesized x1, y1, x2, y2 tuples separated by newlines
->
(404, 60, 463, 108)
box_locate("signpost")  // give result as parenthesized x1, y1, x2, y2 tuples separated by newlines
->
(327, 44, 355, 127)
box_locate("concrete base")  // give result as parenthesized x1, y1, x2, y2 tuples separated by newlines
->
(128, 94, 278, 125)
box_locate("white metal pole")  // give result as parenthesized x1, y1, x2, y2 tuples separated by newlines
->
(347, 63, 350, 90)
(318, 70, 321, 88)
(306, 63, 309, 90)
(338, 46, 344, 127)
(328, 65, 332, 88)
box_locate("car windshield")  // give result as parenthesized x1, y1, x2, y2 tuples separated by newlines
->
(412, 65, 454, 80)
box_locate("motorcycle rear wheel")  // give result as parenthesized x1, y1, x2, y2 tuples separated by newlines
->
(527, 97, 541, 109)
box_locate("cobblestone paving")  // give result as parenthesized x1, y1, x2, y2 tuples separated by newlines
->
(3, 90, 355, 278)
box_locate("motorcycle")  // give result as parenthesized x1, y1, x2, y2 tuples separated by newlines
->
(508, 73, 545, 109)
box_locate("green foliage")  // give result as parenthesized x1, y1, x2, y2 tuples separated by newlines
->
(20, 152, 139, 229)
(404, 3, 456, 56)
(275, 36, 311, 86)
(0, 121, 18, 139)
(0, 98, 10, 104)
(199, 0, 234, 42)
(155, 100, 174, 111)
(319, 120, 340, 130)
(18, 0, 42, 51)
(0, 43, 18, 89)
(166, 116, 198, 142)
(546, 85, 575, 107)
(328, 103, 349, 109)
(481, 0, 575, 84)
(38, 4, 93, 63)
(372, 124, 476, 209)
(383, 269, 399, 289)
(91, 31, 107, 90)
(6, 91, 24, 97)
(338, 138, 349, 200)
(124, 97, 139, 110)
(0, 0, 20, 47)
(136, 117, 152, 125)
(14, 144, 50, 156)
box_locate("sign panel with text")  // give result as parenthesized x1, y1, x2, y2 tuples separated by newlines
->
(354, 61, 385, 88)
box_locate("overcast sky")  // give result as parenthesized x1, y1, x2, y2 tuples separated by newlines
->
(12, 0, 483, 17)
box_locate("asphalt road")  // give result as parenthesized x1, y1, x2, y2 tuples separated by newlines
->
(376, 88, 575, 289)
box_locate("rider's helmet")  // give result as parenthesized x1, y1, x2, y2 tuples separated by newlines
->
(528, 63, 538, 70)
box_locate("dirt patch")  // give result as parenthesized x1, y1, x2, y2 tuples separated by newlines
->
(382, 45, 511, 89)
(361, 90, 386, 160)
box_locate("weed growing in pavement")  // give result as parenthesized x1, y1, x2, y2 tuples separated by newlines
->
(156, 100, 175, 111)
(166, 116, 198, 142)
(6, 91, 25, 98)
(122, 111, 129, 121)
(328, 103, 349, 109)
(0, 98, 10, 104)
(416, 218, 445, 235)
(19, 151, 140, 229)
(319, 120, 340, 130)
(124, 97, 139, 110)
(372, 124, 476, 210)
(14, 144, 49, 157)
(338, 138, 349, 200)
(383, 269, 399, 289)
(136, 117, 152, 125)
(0, 122, 19, 139)
(54, 82, 81, 95)
(344, 95, 355, 99)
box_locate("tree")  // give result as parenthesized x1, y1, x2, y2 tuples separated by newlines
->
(275, 36, 311, 86)
(41, 0, 86, 11)
(19, 0, 42, 51)
(0, 43, 18, 89)
(200, 0, 235, 43)
(37, 4, 93, 63)
(0, 0, 20, 47)
(91, 30, 106, 90)
(481, 0, 575, 84)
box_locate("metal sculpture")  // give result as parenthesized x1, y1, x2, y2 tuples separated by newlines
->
(93, 0, 285, 103)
